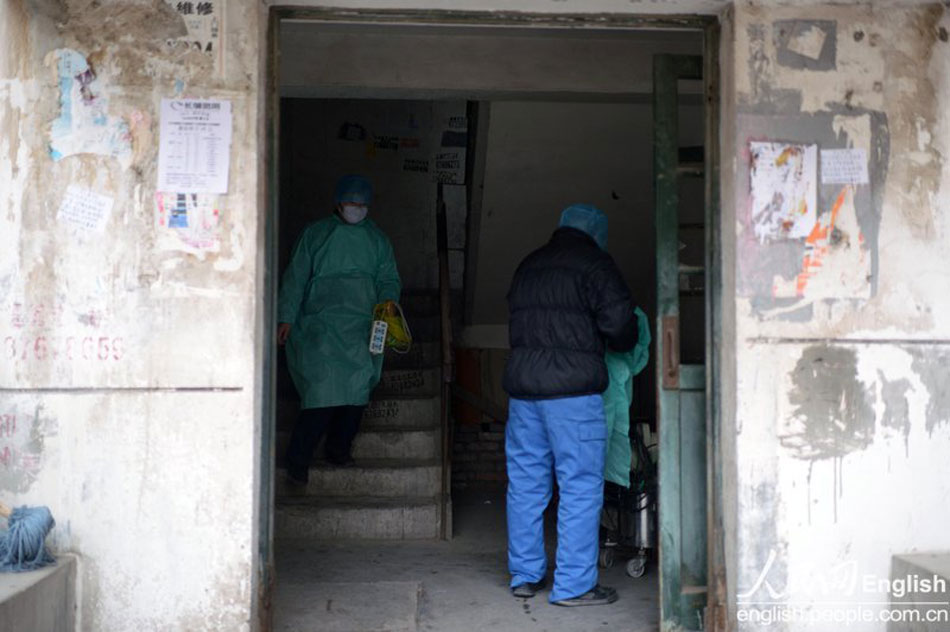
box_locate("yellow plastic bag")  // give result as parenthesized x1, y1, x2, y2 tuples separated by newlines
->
(373, 301, 412, 353)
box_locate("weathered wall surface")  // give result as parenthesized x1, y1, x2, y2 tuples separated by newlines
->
(0, 0, 262, 629)
(730, 4, 950, 629)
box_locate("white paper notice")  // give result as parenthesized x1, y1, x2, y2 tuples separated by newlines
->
(750, 142, 818, 242)
(821, 148, 869, 185)
(57, 185, 113, 232)
(157, 99, 232, 194)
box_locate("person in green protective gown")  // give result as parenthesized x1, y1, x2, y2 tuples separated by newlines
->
(277, 175, 402, 483)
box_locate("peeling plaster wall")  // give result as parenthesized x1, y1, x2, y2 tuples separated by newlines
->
(731, 4, 950, 630)
(0, 0, 262, 629)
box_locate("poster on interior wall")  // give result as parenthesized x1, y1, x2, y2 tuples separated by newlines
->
(820, 148, 869, 185)
(47, 49, 133, 168)
(155, 192, 221, 251)
(157, 99, 232, 194)
(431, 115, 467, 184)
(57, 185, 114, 232)
(749, 141, 817, 242)
(163, 0, 224, 71)
(432, 151, 464, 183)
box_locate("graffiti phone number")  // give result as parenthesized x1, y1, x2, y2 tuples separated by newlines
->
(3, 336, 124, 361)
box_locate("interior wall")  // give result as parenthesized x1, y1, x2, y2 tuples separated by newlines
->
(279, 98, 468, 291)
(472, 100, 704, 421)
(0, 1, 261, 629)
(473, 100, 705, 326)
(278, 23, 705, 430)
(730, 4, 950, 631)
(281, 23, 706, 100)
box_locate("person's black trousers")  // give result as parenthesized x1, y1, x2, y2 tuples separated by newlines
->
(285, 405, 366, 481)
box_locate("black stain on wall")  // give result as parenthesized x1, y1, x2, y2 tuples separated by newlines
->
(910, 349, 950, 435)
(877, 370, 912, 453)
(781, 346, 875, 460)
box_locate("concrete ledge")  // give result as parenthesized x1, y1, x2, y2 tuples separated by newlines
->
(0, 553, 77, 632)
(888, 552, 950, 632)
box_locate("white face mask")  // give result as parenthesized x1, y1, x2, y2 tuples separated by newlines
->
(340, 204, 368, 224)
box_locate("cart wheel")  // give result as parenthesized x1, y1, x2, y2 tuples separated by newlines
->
(626, 556, 646, 578)
(598, 547, 615, 569)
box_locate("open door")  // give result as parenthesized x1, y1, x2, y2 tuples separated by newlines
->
(654, 54, 707, 631)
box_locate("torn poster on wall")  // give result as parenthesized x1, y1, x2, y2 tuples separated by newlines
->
(750, 141, 817, 242)
(157, 99, 232, 194)
(47, 49, 133, 168)
(772, 186, 870, 299)
(155, 192, 221, 252)
(163, 0, 223, 70)
(57, 185, 113, 233)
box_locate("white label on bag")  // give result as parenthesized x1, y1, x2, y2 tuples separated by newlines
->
(369, 320, 388, 354)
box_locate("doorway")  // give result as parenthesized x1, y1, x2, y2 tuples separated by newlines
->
(261, 11, 723, 632)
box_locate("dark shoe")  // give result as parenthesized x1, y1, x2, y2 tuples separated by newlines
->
(552, 584, 618, 607)
(511, 578, 547, 598)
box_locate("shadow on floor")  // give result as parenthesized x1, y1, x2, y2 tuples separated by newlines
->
(273, 489, 659, 632)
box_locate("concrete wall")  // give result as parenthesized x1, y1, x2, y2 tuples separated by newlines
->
(0, 1, 262, 630)
(729, 4, 950, 630)
(473, 100, 705, 327)
(280, 23, 705, 100)
(277, 21, 704, 326)
(7, 0, 949, 630)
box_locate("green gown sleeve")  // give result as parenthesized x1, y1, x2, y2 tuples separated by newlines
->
(375, 234, 402, 303)
(277, 229, 313, 325)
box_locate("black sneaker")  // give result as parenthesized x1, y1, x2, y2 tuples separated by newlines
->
(552, 584, 618, 607)
(511, 578, 547, 598)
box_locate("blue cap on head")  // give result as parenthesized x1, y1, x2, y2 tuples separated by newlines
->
(334, 175, 373, 206)
(559, 204, 608, 249)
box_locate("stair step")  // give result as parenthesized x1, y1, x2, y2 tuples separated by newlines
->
(275, 496, 441, 539)
(381, 341, 440, 370)
(374, 368, 440, 398)
(276, 428, 439, 461)
(276, 396, 440, 432)
(363, 396, 440, 429)
(276, 460, 441, 498)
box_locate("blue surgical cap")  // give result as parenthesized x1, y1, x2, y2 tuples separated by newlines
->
(334, 175, 373, 206)
(559, 204, 608, 249)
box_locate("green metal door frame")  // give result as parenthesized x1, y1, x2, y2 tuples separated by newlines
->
(655, 45, 725, 632)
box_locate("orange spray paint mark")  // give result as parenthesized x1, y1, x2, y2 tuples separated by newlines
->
(793, 187, 850, 296)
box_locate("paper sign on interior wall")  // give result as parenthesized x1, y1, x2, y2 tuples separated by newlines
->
(157, 99, 232, 194)
(155, 192, 221, 250)
(820, 148, 869, 185)
(163, 0, 223, 71)
(750, 141, 818, 242)
(57, 185, 114, 232)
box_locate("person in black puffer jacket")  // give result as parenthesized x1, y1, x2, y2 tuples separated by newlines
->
(503, 204, 639, 608)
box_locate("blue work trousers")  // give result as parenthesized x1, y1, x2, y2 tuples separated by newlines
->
(506, 394, 608, 602)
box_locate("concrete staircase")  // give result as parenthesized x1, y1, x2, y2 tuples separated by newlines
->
(275, 294, 447, 540)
